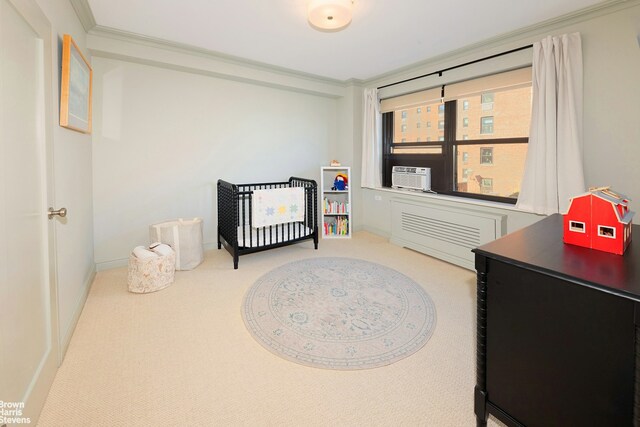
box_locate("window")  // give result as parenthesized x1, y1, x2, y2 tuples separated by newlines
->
(480, 147, 493, 164)
(385, 97, 443, 154)
(381, 67, 532, 204)
(481, 93, 494, 111)
(481, 93, 494, 103)
(480, 116, 494, 134)
(417, 107, 422, 114)
(598, 225, 616, 238)
(481, 178, 493, 193)
(569, 221, 586, 233)
(401, 111, 407, 119)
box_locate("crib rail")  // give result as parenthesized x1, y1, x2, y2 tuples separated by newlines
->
(217, 177, 318, 269)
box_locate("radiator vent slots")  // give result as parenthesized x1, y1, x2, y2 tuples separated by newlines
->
(390, 199, 505, 270)
(400, 212, 481, 249)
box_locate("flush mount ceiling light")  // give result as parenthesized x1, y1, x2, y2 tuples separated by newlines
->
(308, 0, 353, 32)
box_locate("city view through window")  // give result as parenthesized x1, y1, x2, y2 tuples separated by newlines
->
(392, 83, 532, 199)
(455, 85, 531, 198)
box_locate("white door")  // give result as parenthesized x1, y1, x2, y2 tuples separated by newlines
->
(0, 0, 59, 423)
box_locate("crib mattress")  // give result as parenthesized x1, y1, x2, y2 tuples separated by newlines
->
(237, 224, 313, 248)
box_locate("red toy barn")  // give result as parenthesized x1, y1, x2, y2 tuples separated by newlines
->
(563, 187, 634, 255)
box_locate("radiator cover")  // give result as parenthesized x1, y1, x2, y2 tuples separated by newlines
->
(390, 199, 506, 270)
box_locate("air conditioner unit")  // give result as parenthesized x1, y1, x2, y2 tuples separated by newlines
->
(392, 166, 431, 191)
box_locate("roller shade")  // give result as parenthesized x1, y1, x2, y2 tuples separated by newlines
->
(444, 67, 532, 101)
(380, 87, 441, 113)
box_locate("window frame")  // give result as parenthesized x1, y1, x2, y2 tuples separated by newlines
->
(480, 116, 494, 134)
(480, 147, 494, 165)
(381, 68, 531, 205)
(598, 225, 616, 239)
(382, 104, 529, 205)
(569, 221, 586, 233)
(481, 177, 494, 193)
(481, 93, 495, 104)
(451, 137, 528, 203)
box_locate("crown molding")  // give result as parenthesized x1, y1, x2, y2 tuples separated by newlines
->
(87, 26, 348, 98)
(87, 25, 348, 89)
(69, 0, 96, 32)
(365, 0, 638, 88)
(343, 78, 365, 87)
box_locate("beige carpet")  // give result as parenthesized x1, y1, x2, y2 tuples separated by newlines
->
(38, 231, 503, 426)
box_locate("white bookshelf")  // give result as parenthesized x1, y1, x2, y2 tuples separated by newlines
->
(320, 166, 351, 238)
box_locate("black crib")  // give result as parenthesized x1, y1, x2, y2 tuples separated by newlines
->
(217, 177, 318, 269)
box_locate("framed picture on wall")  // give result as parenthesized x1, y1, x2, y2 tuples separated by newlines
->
(60, 34, 92, 133)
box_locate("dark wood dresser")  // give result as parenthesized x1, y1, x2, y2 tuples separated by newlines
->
(473, 213, 639, 427)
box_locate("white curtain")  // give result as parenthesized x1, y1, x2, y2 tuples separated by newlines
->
(516, 33, 586, 215)
(361, 88, 382, 188)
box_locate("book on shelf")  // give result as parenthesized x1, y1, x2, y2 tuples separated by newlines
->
(323, 217, 349, 236)
(322, 197, 349, 214)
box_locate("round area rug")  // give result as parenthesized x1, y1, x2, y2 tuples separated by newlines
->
(242, 257, 437, 370)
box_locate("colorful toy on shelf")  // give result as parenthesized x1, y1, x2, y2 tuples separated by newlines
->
(563, 186, 634, 255)
(332, 173, 348, 191)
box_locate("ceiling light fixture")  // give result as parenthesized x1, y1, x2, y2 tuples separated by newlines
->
(308, 0, 353, 32)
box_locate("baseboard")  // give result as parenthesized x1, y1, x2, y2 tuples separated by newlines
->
(21, 343, 58, 425)
(361, 225, 391, 239)
(60, 265, 97, 360)
(97, 242, 220, 272)
(96, 257, 128, 271)
(204, 241, 217, 251)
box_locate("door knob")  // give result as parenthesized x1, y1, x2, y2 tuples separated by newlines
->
(48, 207, 67, 219)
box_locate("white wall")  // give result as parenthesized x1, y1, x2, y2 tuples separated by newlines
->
(35, 0, 95, 356)
(358, 1, 640, 238)
(92, 57, 338, 268)
(336, 84, 365, 231)
(578, 4, 640, 197)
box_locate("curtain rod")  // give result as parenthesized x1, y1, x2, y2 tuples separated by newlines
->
(377, 44, 533, 90)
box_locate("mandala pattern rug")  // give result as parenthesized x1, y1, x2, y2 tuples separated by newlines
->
(242, 257, 437, 370)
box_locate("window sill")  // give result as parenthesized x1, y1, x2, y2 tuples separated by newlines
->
(363, 186, 527, 213)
